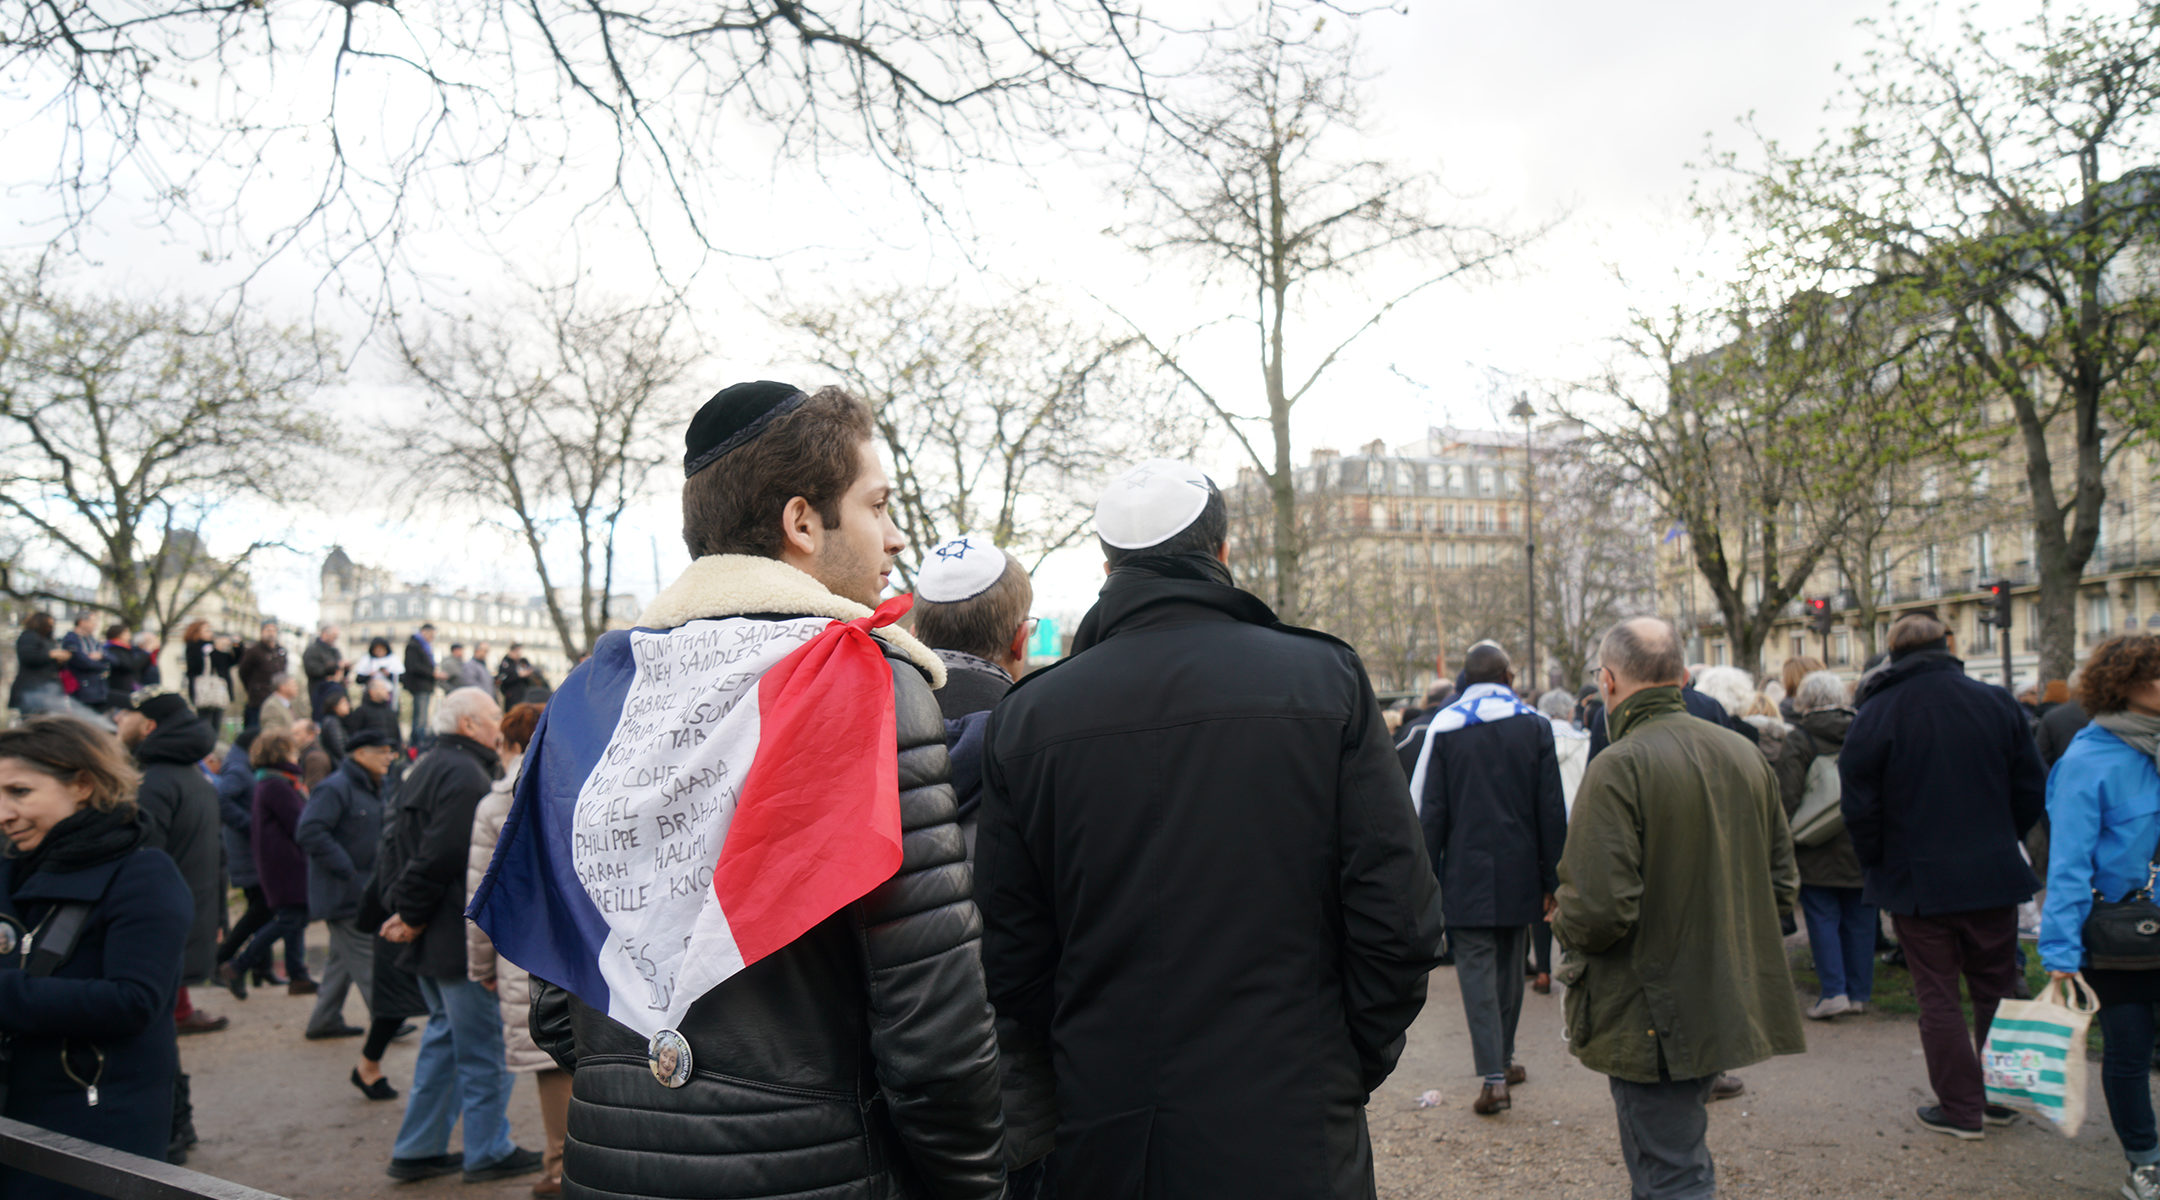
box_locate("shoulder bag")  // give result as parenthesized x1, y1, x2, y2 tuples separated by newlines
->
(2082, 832, 2160, 971)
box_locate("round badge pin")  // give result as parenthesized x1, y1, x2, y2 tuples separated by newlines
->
(0, 916, 18, 958)
(648, 1029, 692, 1088)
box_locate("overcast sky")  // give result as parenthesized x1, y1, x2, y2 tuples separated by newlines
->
(6, 0, 2039, 627)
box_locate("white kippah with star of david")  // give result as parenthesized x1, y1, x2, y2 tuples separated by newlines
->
(1095, 459, 1216, 550)
(917, 534, 1007, 602)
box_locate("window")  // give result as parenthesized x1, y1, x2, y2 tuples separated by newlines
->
(1395, 463, 1413, 490)
(1449, 465, 1465, 492)
(1370, 502, 1387, 531)
(1443, 543, 1457, 568)
(2090, 592, 2113, 643)
(1833, 629, 1851, 665)
(1710, 641, 1727, 667)
(1498, 507, 1511, 533)
(1482, 505, 1497, 533)
(1791, 636, 1805, 660)
(1426, 464, 1445, 489)
(1478, 467, 1496, 495)
(1366, 461, 1384, 489)
(1923, 543, 1940, 593)
(1974, 531, 1992, 577)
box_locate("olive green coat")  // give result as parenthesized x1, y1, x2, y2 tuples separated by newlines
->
(1552, 686, 1806, 1084)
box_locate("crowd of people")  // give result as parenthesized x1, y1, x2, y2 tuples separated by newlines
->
(5, 377, 2160, 1200)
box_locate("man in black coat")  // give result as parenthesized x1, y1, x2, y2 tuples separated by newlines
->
(376, 685, 539, 1183)
(301, 623, 347, 694)
(1409, 642, 1565, 1116)
(235, 620, 285, 730)
(494, 643, 536, 709)
(349, 676, 405, 756)
(976, 460, 1445, 1200)
(1840, 611, 2046, 1140)
(402, 624, 444, 748)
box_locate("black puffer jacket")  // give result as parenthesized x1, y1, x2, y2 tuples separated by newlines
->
(132, 713, 223, 983)
(534, 638, 1005, 1200)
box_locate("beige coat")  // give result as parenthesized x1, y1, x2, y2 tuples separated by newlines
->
(466, 750, 553, 1072)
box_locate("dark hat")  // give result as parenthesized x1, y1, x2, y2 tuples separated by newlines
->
(128, 692, 194, 725)
(346, 729, 394, 751)
(684, 381, 809, 478)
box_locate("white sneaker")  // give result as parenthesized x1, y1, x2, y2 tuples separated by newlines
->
(2123, 1163, 2160, 1200)
(1805, 995, 1852, 1020)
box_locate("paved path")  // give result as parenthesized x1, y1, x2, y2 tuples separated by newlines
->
(170, 931, 2137, 1199)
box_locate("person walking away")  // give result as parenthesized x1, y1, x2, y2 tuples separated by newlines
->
(354, 637, 402, 691)
(113, 693, 226, 1162)
(1395, 679, 1461, 969)
(469, 382, 1004, 1199)
(297, 729, 398, 1048)
(402, 625, 444, 750)
(1408, 642, 1565, 1114)
(464, 703, 568, 1196)
(59, 614, 111, 715)
(976, 458, 1444, 1198)
(1554, 618, 1806, 1200)
(1536, 668, 1573, 718)
(1768, 670, 1876, 1022)
(0, 716, 193, 1199)
(494, 645, 536, 710)
(2031, 668, 2091, 885)
(377, 686, 540, 1183)
(303, 624, 348, 695)
(911, 534, 1053, 1195)
(2035, 636, 2160, 1200)
(216, 730, 317, 998)
(12, 612, 70, 718)
(236, 621, 286, 731)
(102, 624, 145, 704)
(181, 624, 232, 736)
(1841, 611, 2045, 1140)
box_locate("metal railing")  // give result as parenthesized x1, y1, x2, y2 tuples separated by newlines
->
(0, 1117, 288, 1200)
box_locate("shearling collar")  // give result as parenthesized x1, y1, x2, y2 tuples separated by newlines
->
(638, 554, 946, 688)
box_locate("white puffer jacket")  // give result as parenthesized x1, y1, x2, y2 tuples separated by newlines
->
(466, 750, 553, 1072)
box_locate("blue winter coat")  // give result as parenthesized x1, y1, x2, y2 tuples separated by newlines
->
(296, 757, 384, 922)
(1839, 649, 2047, 916)
(0, 847, 191, 1200)
(215, 743, 257, 889)
(2038, 724, 2160, 973)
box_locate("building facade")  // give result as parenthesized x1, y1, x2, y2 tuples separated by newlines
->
(1223, 426, 1564, 695)
(1672, 423, 2160, 692)
(318, 547, 636, 682)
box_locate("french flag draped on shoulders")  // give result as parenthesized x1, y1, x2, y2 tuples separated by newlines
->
(469, 562, 924, 1043)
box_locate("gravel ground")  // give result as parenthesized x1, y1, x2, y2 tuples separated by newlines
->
(169, 928, 2136, 1200)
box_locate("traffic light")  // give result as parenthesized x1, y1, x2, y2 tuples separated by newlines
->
(1806, 597, 1834, 636)
(1986, 580, 2014, 628)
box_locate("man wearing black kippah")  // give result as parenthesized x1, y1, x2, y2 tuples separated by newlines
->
(504, 382, 1007, 1200)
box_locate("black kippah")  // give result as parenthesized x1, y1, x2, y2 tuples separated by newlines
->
(684, 381, 810, 478)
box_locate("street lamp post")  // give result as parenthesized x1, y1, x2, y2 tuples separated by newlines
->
(1509, 394, 1536, 691)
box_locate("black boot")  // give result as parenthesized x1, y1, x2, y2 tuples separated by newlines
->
(167, 1073, 197, 1164)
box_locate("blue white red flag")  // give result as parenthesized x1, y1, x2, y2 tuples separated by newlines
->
(468, 596, 913, 1041)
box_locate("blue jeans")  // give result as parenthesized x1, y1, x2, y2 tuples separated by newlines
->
(1798, 884, 1877, 1003)
(409, 690, 434, 749)
(232, 904, 309, 979)
(392, 976, 516, 1168)
(2099, 1001, 2160, 1166)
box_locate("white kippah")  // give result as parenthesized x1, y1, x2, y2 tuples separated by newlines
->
(1095, 459, 1216, 550)
(917, 534, 1008, 603)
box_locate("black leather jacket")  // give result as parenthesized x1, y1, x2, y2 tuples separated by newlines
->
(533, 640, 1006, 1200)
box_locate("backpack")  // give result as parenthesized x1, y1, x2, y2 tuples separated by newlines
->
(1789, 737, 1846, 848)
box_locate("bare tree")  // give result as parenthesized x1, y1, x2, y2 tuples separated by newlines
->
(1110, 4, 1534, 622)
(1534, 445, 1656, 688)
(779, 285, 1202, 583)
(396, 285, 696, 659)
(6, 0, 1180, 313)
(0, 261, 332, 640)
(1715, 2, 2160, 682)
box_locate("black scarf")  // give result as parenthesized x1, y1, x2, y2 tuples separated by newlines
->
(1071, 553, 1270, 654)
(7, 804, 142, 897)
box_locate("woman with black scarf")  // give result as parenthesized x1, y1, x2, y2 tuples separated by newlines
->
(0, 716, 192, 1199)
